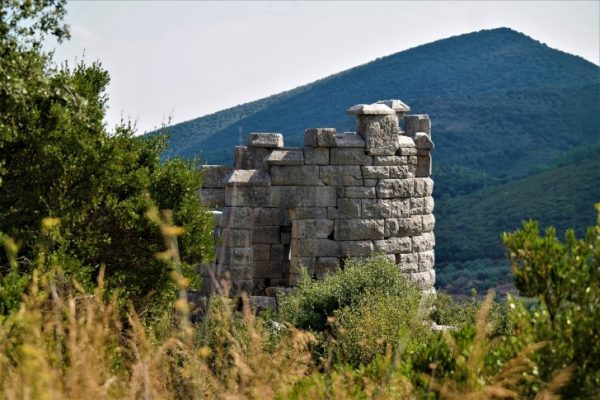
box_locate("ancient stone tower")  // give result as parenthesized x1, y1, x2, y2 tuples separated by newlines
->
(200, 100, 435, 295)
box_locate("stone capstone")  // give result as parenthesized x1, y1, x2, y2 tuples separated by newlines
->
(248, 132, 284, 148)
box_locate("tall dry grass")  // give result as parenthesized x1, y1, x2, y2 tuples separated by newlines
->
(0, 211, 572, 399)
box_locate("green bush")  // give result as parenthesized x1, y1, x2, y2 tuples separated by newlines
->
(501, 203, 600, 398)
(279, 255, 425, 332)
(326, 288, 428, 366)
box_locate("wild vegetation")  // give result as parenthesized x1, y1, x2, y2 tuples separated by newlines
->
(0, 0, 215, 315)
(1, 2, 599, 399)
(1, 207, 598, 399)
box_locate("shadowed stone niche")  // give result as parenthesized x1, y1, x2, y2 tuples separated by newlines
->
(199, 100, 435, 296)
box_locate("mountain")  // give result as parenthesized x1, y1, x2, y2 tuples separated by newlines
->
(435, 144, 600, 295)
(149, 27, 600, 294)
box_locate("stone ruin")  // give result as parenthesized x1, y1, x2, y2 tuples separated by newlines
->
(199, 99, 435, 296)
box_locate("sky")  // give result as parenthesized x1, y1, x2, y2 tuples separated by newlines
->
(48, 1, 600, 134)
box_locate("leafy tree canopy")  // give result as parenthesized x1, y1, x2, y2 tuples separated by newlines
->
(0, 0, 215, 315)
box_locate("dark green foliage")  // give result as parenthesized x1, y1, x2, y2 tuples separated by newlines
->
(0, 0, 215, 315)
(279, 256, 423, 332)
(436, 151, 600, 293)
(502, 204, 600, 397)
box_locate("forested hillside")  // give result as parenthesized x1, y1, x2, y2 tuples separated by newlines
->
(150, 27, 600, 295)
(436, 145, 600, 294)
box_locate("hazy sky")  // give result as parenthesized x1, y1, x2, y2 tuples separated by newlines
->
(48, 1, 600, 134)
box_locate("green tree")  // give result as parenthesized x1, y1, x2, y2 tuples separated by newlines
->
(0, 0, 215, 315)
(502, 204, 600, 398)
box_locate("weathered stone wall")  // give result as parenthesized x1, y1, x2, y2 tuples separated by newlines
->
(200, 100, 435, 295)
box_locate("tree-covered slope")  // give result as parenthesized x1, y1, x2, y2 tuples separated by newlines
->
(154, 28, 600, 198)
(434, 145, 600, 294)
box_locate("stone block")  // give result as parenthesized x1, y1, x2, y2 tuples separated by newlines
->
(292, 219, 334, 239)
(397, 253, 418, 273)
(253, 244, 271, 261)
(269, 186, 337, 207)
(347, 103, 395, 115)
(362, 166, 390, 179)
(424, 196, 434, 213)
(267, 149, 304, 165)
(248, 132, 284, 148)
(199, 188, 225, 207)
(396, 147, 417, 156)
(402, 270, 435, 289)
(414, 178, 434, 197)
(289, 256, 315, 275)
(297, 239, 340, 257)
(330, 148, 373, 166)
(412, 232, 435, 252)
(201, 165, 235, 188)
(234, 146, 270, 169)
(270, 165, 319, 186)
(304, 128, 336, 147)
(389, 165, 413, 179)
(390, 199, 411, 218)
(290, 207, 328, 220)
(225, 186, 270, 207)
(404, 115, 431, 138)
(253, 226, 280, 244)
(422, 214, 435, 232)
(340, 240, 374, 256)
(334, 219, 385, 240)
(217, 247, 253, 265)
(220, 229, 252, 247)
(394, 216, 424, 235)
(375, 99, 410, 116)
(416, 154, 432, 178)
(248, 296, 278, 313)
(320, 166, 362, 186)
(397, 135, 416, 148)
(374, 237, 411, 254)
(254, 261, 282, 279)
(315, 257, 339, 279)
(339, 186, 375, 199)
(384, 218, 399, 238)
(304, 147, 329, 165)
(356, 114, 401, 156)
(337, 198, 361, 218)
(254, 208, 284, 226)
(418, 250, 435, 272)
(414, 132, 434, 150)
(361, 199, 391, 218)
(374, 156, 407, 166)
(363, 179, 378, 187)
(220, 207, 254, 228)
(226, 169, 271, 187)
(327, 207, 338, 219)
(334, 133, 366, 147)
(231, 279, 254, 295)
(376, 179, 414, 198)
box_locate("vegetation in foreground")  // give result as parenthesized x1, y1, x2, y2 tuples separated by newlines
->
(0, 206, 599, 399)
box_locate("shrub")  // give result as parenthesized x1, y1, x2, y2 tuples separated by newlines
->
(501, 203, 600, 398)
(279, 255, 426, 332)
